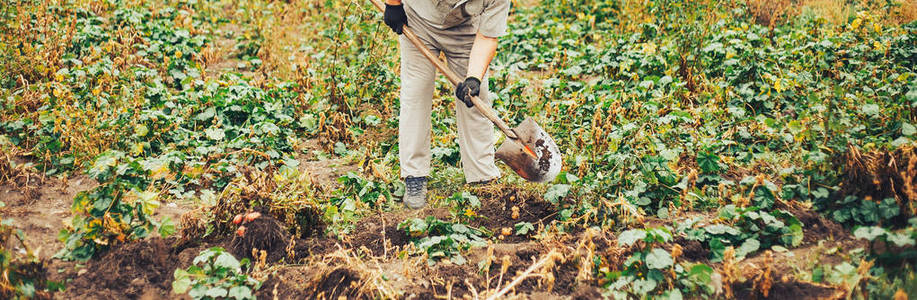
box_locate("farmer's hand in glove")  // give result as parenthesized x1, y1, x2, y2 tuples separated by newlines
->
(454, 77, 481, 107)
(458, 33, 500, 108)
(383, 1, 408, 35)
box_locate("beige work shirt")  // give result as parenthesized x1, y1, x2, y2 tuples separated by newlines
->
(403, 0, 510, 37)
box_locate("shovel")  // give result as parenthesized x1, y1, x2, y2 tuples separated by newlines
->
(369, 0, 562, 182)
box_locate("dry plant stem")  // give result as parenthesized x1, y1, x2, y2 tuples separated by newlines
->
(486, 250, 558, 300)
(465, 278, 480, 300)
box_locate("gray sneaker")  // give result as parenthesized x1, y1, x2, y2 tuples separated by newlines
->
(403, 176, 428, 209)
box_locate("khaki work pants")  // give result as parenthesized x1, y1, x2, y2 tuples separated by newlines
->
(398, 6, 501, 183)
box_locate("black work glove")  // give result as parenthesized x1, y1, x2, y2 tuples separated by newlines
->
(383, 4, 408, 35)
(455, 77, 481, 108)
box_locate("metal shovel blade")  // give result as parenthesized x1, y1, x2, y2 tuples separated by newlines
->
(495, 117, 562, 183)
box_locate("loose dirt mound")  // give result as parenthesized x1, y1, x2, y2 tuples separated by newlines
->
(229, 215, 290, 262)
(60, 238, 195, 299)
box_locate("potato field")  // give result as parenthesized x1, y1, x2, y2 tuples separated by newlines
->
(1, 0, 916, 299)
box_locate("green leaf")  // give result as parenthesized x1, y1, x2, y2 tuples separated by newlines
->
(462, 192, 481, 207)
(853, 227, 886, 241)
(632, 278, 658, 294)
(194, 247, 222, 265)
(400, 218, 428, 236)
(18, 283, 35, 297)
(196, 107, 216, 121)
(660, 289, 683, 300)
(783, 224, 804, 247)
(811, 188, 830, 199)
(228, 286, 253, 300)
(618, 229, 646, 246)
(903, 122, 916, 136)
(704, 224, 739, 236)
(735, 238, 760, 258)
(214, 252, 242, 271)
(544, 184, 571, 204)
(189, 286, 207, 299)
(514, 222, 535, 236)
(861, 103, 880, 117)
(697, 150, 721, 173)
(205, 287, 228, 298)
(886, 233, 916, 247)
(451, 254, 467, 265)
(134, 124, 149, 137)
(718, 205, 738, 220)
(878, 198, 900, 219)
(787, 120, 804, 134)
(92, 196, 114, 212)
(645, 248, 673, 269)
(159, 217, 176, 237)
(688, 264, 713, 284)
(451, 223, 469, 234)
(205, 127, 225, 140)
(334, 142, 349, 156)
(171, 270, 192, 294)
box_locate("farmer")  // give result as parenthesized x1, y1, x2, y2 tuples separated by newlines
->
(383, 0, 510, 209)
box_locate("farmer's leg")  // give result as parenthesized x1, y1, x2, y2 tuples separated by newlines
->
(438, 29, 501, 183)
(398, 33, 439, 179)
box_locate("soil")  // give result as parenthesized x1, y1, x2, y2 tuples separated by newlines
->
(296, 138, 361, 190)
(229, 215, 291, 262)
(56, 237, 198, 300)
(0, 175, 97, 260)
(256, 265, 365, 300)
(672, 236, 709, 261)
(783, 201, 849, 245)
(467, 185, 557, 243)
(343, 206, 436, 257)
(314, 268, 362, 299)
(733, 278, 844, 299)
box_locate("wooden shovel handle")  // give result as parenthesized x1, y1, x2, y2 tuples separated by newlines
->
(368, 0, 520, 140)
